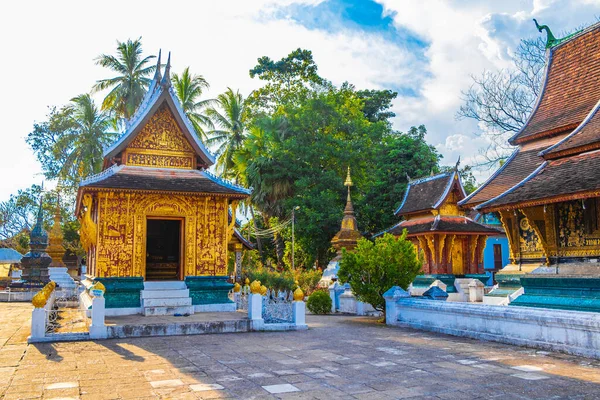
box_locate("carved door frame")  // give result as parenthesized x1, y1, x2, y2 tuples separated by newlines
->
(144, 216, 185, 281)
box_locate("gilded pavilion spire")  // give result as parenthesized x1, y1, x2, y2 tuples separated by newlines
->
(47, 194, 66, 268)
(331, 167, 362, 253)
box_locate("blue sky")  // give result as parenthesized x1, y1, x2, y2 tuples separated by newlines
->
(1, 0, 599, 202)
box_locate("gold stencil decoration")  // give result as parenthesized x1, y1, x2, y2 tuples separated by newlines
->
(125, 103, 196, 169)
(92, 191, 228, 278)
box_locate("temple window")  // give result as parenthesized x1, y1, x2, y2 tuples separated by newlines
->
(583, 198, 599, 235)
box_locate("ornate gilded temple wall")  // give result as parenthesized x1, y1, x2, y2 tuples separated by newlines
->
(88, 191, 230, 278)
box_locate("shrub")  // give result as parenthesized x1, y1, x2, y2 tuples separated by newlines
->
(294, 269, 322, 295)
(245, 268, 295, 292)
(306, 290, 332, 315)
(338, 231, 422, 317)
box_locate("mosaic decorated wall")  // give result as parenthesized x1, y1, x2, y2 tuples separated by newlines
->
(557, 199, 600, 257)
(91, 191, 230, 278)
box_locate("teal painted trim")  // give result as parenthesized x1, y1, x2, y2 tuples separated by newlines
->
(412, 275, 457, 293)
(185, 276, 234, 305)
(510, 276, 600, 312)
(93, 277, 144, 309)
(465, 274, 489, 286)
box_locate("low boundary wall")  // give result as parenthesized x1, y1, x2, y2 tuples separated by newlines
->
(384, 286, 600, 359)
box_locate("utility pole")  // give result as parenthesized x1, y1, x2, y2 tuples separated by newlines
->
(292, 206, 300, 269)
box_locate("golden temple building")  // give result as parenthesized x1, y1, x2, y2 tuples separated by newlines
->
(76, 53, 250, 314)
(460, 21, 600, 311)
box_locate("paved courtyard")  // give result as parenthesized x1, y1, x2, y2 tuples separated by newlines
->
(1, 303, 600, 399)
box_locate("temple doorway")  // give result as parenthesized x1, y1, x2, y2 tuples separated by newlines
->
(145, 218, 182, 280)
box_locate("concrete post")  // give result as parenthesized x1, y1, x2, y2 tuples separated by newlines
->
(89, 295, 107, 339)
(30, 308, 46, 340)
(293, 301, 307, 328)
(328, 283, 337, 313)
(248, 293, 263, 321)
(383, 286, 410, 325)
(468, 279, 485, 302)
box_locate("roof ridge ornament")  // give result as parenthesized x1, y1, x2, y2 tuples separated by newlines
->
(534, 19, 558, 48)
(454, 156, 461, 172)
(153, 49, 162, 82)
(160, 51, 171, 88)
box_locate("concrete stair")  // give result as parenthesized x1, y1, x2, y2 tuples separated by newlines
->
(141, 281, 194, 316)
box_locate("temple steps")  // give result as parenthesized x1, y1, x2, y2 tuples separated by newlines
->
(141, 281, 194, 316)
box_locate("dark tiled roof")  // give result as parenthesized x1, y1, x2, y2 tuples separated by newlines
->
(477, 149, 600, 210)
(395, 173, 454, 216)
(543, 102, 600, 158)
(511, 23, 600, 144)
(80, 165, 250, 196)
(387, 216, 501, 236)
(460, 147, 545, 207)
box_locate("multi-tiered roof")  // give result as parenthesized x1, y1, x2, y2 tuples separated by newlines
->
(461, 22, 600, 212)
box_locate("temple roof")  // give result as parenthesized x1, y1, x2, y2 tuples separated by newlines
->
(476, 149, 600, 211)
(395, 171, 465, 216)
(79, 165, 250, 197)
(510, 22, 600, 145)
(103, 52, 215, 168)
(459, 145, 546, 207)
(383, 215, 501, 237)
(541, 100, 600, 159)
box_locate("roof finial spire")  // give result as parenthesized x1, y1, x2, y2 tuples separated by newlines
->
(161, 51, 171, 88)
(454, 156, 461, 171)
(344, 166, 353, 187)
(533, 19, 557, 48)
(406, 173, 412, 183)
(153, 49, 162, 82)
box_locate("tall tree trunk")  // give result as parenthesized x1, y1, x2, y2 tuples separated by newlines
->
(273, 231, 285, 268)
(249, 206, 264, 262)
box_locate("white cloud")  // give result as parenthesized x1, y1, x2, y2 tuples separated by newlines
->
(0, 0, 599, 203)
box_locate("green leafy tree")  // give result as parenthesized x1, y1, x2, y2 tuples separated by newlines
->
(172, 67, 213, 140)
(338, 232, 422, 316)
(93, 38, 156, 122)
(247, 48, 328, 115)
(207, 88, 248, 177)
(27, 95, 116, 189)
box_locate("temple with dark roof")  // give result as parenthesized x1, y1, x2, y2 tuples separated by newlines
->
(381, 167, 500, 295)
(460, 21, 600, 311)
(76, 52, 251, 315)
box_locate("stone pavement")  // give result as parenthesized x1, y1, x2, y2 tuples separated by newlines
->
(1, 303, 600, 399)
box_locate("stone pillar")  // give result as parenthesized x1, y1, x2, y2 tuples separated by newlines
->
(234, 244, 243, 283)
(328, 283, 337, 313)
(383, 286, 410, 325)
(468, 279, 484, 302)
(30, 308, 46, 340)
(293, 301, 307, 328)
(90, 295, 107, 339)
(248, 293, 263, 321)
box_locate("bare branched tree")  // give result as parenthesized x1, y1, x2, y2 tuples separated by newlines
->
(457, 38, 546, 167)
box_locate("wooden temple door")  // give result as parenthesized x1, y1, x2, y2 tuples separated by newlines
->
(145, 218, 183, 280)
(452, 238, 465, 275)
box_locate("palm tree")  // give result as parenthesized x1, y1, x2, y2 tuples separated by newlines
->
(206, 88, 247, 178)
(172, 67, 214, 140)
(235, 116, 293, 266)
(92, 38, 156, 122)
(57, 94, 115, 184)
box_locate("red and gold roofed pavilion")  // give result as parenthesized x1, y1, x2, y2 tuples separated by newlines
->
(459, 21, 600, 311)
(75, 52, 251, 310)
(383, 164, 500, 277)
